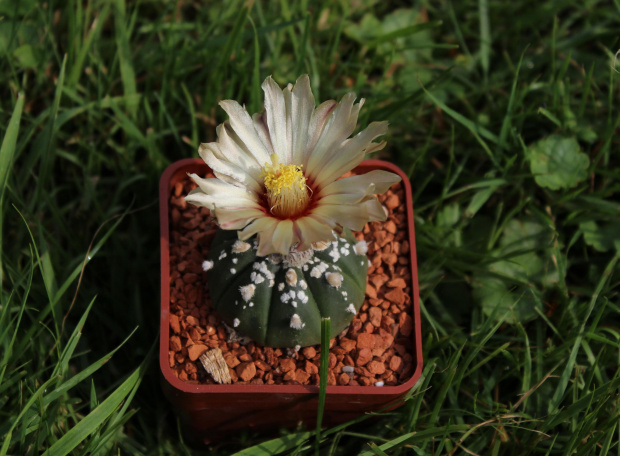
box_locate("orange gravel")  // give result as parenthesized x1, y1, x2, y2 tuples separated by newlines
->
(166, 172, 415, 387)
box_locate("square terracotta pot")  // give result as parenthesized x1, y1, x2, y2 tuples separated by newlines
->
(159, 159, 422, 442)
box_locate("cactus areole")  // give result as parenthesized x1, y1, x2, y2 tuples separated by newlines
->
(205, 228, 369, 348)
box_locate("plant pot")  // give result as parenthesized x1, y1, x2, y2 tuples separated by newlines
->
(159, 158, 422, 443)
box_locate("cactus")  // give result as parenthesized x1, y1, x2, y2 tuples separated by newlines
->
(204, 228, 369, 348)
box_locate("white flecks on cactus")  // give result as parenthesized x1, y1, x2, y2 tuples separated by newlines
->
(233, 318, 240, 327)
(309, 262, 328, 278)
(328, 247, 341, 263)
(342, 291, 348, 297)
(235, 300, 238, 305)
(346, 303, 356, 314)
(239, 284, 256, 302)
(232, 258, 238, 264)
(254, 261, 275, 281)
(354, 240, 368, 255)
(290, 314, 304, 329)
(291, 301, 298, 308)
(202, 260, 214, 271)
(280, 293, 290, 303)
(269, 279, 275, 287)
(326, 272, 343, 288)
(299, 280, 308, 290)
(340, 246, 350, 256)
(303, 264, 309, 272)
(285, 269, 298, 286)
(297, 290, 309, 304)
(218, 250, 227, 260)
(250, 271, 265, 285)
(232, 240, 251, 253)
(230, 268, 236, 274)
(278, 282, 285, 291)
(249, 302, 254, 307)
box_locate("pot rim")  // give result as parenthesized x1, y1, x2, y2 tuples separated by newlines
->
(159, 158, 423, 395)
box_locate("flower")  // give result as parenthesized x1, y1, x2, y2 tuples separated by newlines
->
(186, 75, 401, 256)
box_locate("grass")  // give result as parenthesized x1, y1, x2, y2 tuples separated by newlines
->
(1, 0, 619, 454)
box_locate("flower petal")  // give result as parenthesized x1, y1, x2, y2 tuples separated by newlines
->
(252, 112, 274, 156)
(186, 174, 260, 208)
(294, 216, 337, 251)
(262, 76, 292, 163)
(239, 217, 294, 256)
(305, 93, 362, 178)
(319, 170, 401, 200)
(289, 75, 316, 165)
(198, 128, 263, 193)
(219, 99, 272, 164)
(312, 203, 372, 232)
(312, 121, 388, 188)
(239, 216, 277, 241)
(215, 206, 266, 230)
(263, 219, 294, 256)
(364, 198, 388, 222)
(304, 100, 338, 166)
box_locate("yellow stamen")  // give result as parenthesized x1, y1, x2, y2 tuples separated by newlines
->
(261, 154, 310, 218)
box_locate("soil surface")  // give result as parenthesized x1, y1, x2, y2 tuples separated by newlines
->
(166, 172, 415, 387)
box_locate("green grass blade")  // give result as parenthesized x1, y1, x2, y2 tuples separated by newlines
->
(0, 376, 59, 456)
(478, 0, 490, 77)
(0, 256, 32, 388)
(230, 431, 314, 456)
(33, 54, 67, 207)
(0, 92, 24, 198)
(422, 85, 502, 167)
(114, 0, 138, 117)
(40, 351, 151, 456)
(547, 253, 619, 413)
(53, 296, 96, 378)
(316, 317, 331, 455)
(0, 92, 24, 283)
(43, 327, 138, 407)
(67, 5, 110, 87)
(498, 47, 527, 152)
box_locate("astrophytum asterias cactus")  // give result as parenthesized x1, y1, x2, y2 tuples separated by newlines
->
(186, 75, 400, 347)
(204, 229, 369, 347)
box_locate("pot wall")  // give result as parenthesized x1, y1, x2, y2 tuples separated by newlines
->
(159, 159, 423, 442)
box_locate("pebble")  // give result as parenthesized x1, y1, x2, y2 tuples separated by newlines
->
(236, 362, 256, 381)
(169, 314, 181, 333)
(187, 344, 207, 361)
(356, 348, 373, 366)
(367, 360, 386, 375)
(368, 307, 382, 327)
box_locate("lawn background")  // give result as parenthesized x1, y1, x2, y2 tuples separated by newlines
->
(1, 0, 619, 454)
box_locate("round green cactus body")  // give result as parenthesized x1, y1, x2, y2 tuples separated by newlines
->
(205, 229, 369, 348)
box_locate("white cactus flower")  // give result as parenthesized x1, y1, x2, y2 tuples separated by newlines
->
(186, 75, 400, 256)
